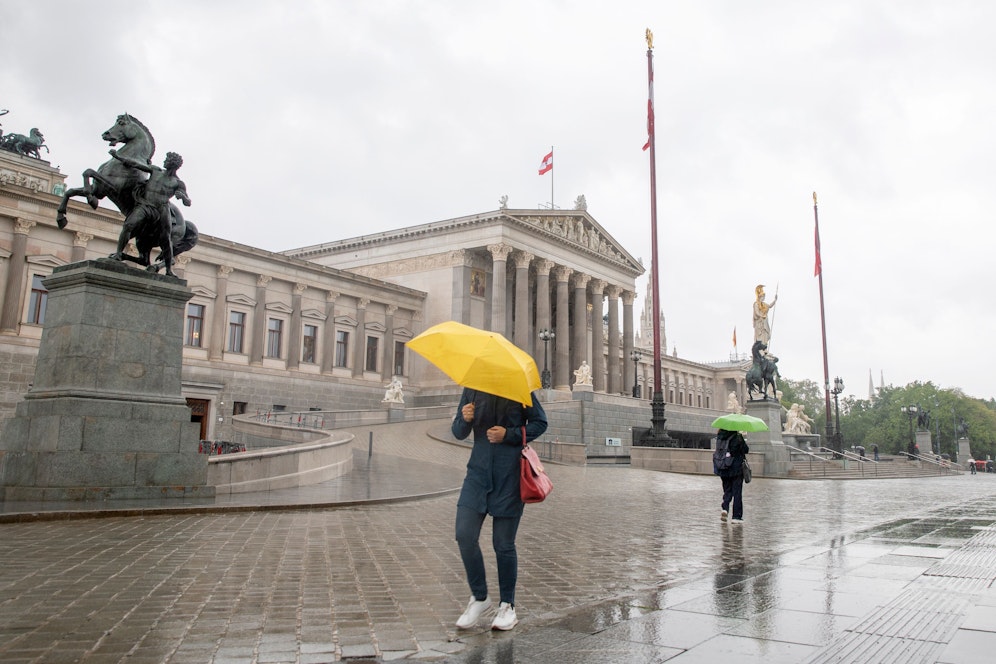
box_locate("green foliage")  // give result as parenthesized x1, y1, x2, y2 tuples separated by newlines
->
(836, 381, 996, 461)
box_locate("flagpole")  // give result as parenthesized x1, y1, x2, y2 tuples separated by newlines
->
(549, 145, 554, 209)
(814, 192, 834, 450)
(643, 28, 670, 445)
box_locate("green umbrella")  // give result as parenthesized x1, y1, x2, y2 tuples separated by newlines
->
(711, 413, 769, 432)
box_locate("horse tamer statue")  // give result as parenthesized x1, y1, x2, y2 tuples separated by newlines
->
(55, 113, 198, 276)
(746, 340, 779, 400)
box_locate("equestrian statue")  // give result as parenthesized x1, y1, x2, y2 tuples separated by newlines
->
(746, 340, 779, 400)
(55, 113, 198, 277)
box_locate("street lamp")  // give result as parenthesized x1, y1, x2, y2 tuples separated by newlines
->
(831, 376, 844, 452)
(630, 349, 642, 398)
(538, 328, 555, 389)
(901, 404, 919, 457)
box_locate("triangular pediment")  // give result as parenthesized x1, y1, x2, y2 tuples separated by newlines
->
(393, 326, 413, 339)
(335, 315, 358, 327)
(503, 210, 643, 275)
(265, 302, 293, 315)
(365, 322, 387, 333)
(227, 293, 257, 307)
(190, 285, 217, 299)
(302, 308, 326, 321)
(26, 254, 66, 269)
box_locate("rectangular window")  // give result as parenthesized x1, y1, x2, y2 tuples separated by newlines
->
(365, 336, 379, 372)
(233, 401, 247, 416)
(335, 330, 349, 367)
(394, 340, 405, 377)
(266, 318, 283, 358)
(228, 311, 246, 353)
(185, 303, 205, 347)
(27, 274, 48, 325)
(302, 324, 318, 363)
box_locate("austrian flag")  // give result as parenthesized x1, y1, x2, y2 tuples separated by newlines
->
(538, 151, 553, 175)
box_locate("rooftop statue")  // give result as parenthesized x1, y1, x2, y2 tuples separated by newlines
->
(0, 108, 49, 159)
(55, 113, 198, 276)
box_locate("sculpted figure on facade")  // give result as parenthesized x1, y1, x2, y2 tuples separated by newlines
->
(573, 360, 592, 386)
(727, 391, 743, 414)
(382, 377, 404, 403)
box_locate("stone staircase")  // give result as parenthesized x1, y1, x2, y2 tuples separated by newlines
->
(787, 453, 963, 480)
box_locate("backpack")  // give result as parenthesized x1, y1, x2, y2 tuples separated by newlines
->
(713, 434, 735, 475)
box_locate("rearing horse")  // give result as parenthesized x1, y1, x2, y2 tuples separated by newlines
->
(746, 340, 779, 400)
(56, 114, 198, 273)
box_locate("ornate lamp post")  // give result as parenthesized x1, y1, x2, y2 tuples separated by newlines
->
(629, 350, 642, 398)
(538, 328, 554, 389)
(830, 376, 844, 452)
(901, 404, 919, 457)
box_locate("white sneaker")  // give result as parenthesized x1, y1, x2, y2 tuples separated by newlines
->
(731, 518, 743, 525)
(455, 596, 491, 629)
(491, 602, 518, 631)
(721, 509, 728, 521)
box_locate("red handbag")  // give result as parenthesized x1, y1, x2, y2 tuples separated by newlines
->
(520, 426, 553, 503)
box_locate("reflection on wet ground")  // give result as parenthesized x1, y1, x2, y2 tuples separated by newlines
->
(1, 439, 995, 662)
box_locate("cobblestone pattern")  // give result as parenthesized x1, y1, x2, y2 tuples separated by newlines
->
(1, 439, 995, 662)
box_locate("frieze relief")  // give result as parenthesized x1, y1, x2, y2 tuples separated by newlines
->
(0, 167, 48, 193)
(520, 215, 624, 262)
(350, 251, 485, 279)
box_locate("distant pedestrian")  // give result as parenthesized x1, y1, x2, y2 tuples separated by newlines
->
(969, 458, 977, 474)
(873, 444, 880, 462)
(451, 388, 548, 631)
(715, 429, 750, 524)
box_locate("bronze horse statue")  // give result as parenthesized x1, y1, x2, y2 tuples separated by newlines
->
(746, 340, 779, 400)
(55, 113, 197, 273)
(0, 127, 49, 159)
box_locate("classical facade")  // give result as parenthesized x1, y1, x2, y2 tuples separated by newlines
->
(1, 148, 747, 444)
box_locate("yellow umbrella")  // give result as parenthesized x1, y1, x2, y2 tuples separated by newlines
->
(406, 321, 541, 405)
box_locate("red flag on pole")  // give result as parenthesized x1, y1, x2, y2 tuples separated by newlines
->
(642, 98, 654, 151)
(538, 151, 553, 175)
(732, 327, 737, 348)
(814, 201, 822, 277)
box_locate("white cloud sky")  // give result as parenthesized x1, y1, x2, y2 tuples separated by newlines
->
(2, 0, 993, 400)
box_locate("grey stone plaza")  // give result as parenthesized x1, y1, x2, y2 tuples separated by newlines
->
(1, 425, 995, 663)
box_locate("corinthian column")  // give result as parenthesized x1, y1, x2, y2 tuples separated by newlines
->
(287, 282, 307, 370)
(589, 280, 606, 392)
(209, 265, 233, 360)
(622, 290, 636, 396)
(606, 285, 621, 394)
(571, 273, 591, 375)
(487, 243, 513, 335)
(249, 274, 271, 365)
(553, 266, 573, 389)
(512, 251, 533, 350)
(0, 219, 35, 333)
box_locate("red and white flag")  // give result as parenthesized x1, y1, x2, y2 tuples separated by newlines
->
(538, 151, 553, 175)
(814, 217, 822, 276)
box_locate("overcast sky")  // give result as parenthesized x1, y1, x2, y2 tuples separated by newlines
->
(3, 1, 993, 402)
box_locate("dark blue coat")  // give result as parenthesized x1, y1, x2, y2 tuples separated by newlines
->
(451, 388, 548, 517)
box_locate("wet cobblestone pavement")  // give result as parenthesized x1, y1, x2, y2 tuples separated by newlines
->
(1, 428, 995, 663)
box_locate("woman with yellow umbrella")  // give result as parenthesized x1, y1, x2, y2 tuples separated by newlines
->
(406, 322, 548, 631)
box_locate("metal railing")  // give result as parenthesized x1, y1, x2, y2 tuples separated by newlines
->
(818, 446, 879, 477)
(908, 452, 963, 475)
(784, 445, 835, 477)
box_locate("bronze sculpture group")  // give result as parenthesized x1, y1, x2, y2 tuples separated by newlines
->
(0, 109, 49, 159)
(55, 113, 198, 277)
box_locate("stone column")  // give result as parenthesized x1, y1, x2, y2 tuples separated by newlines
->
(553, 266, 573, 389)
(382, 304, 397, 381)
(622, 290, 635, 396)
(571, 273, 591, 375)
(173, 255, 191, 279)
(209, 265, 233, 360)
(589, 279, 606, 392)
(352, 298, 369, 378)
(512, 251, 533, 351)
(0, 219, 34, 334)
(71, 231, 93, 263)
(321, 291, 339, 374)
(606, 285, 621, 394)
(249, 274, 271, 365)
(487, 243, 512, 336)
(534, 258, 553, 375)
(287, 282, 306, 370)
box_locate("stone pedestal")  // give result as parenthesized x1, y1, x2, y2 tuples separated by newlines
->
(0, 260, 212, 501)
(957, 437, 972, 464)
(744, 399, 792, 477)
(915, 430, 933, 456)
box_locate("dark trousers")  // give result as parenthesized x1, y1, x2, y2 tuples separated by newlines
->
(721, 474, 745, 519)
(455, 506, 522, 605)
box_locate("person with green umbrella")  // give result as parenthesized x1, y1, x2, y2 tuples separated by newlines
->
(714, 428, 750, 524)
(451, 388, 547, 631)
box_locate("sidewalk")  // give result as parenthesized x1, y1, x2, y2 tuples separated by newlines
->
(1, 429, 995, 663)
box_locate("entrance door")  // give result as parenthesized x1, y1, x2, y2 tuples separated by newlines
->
(186, 398, 210, 441)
